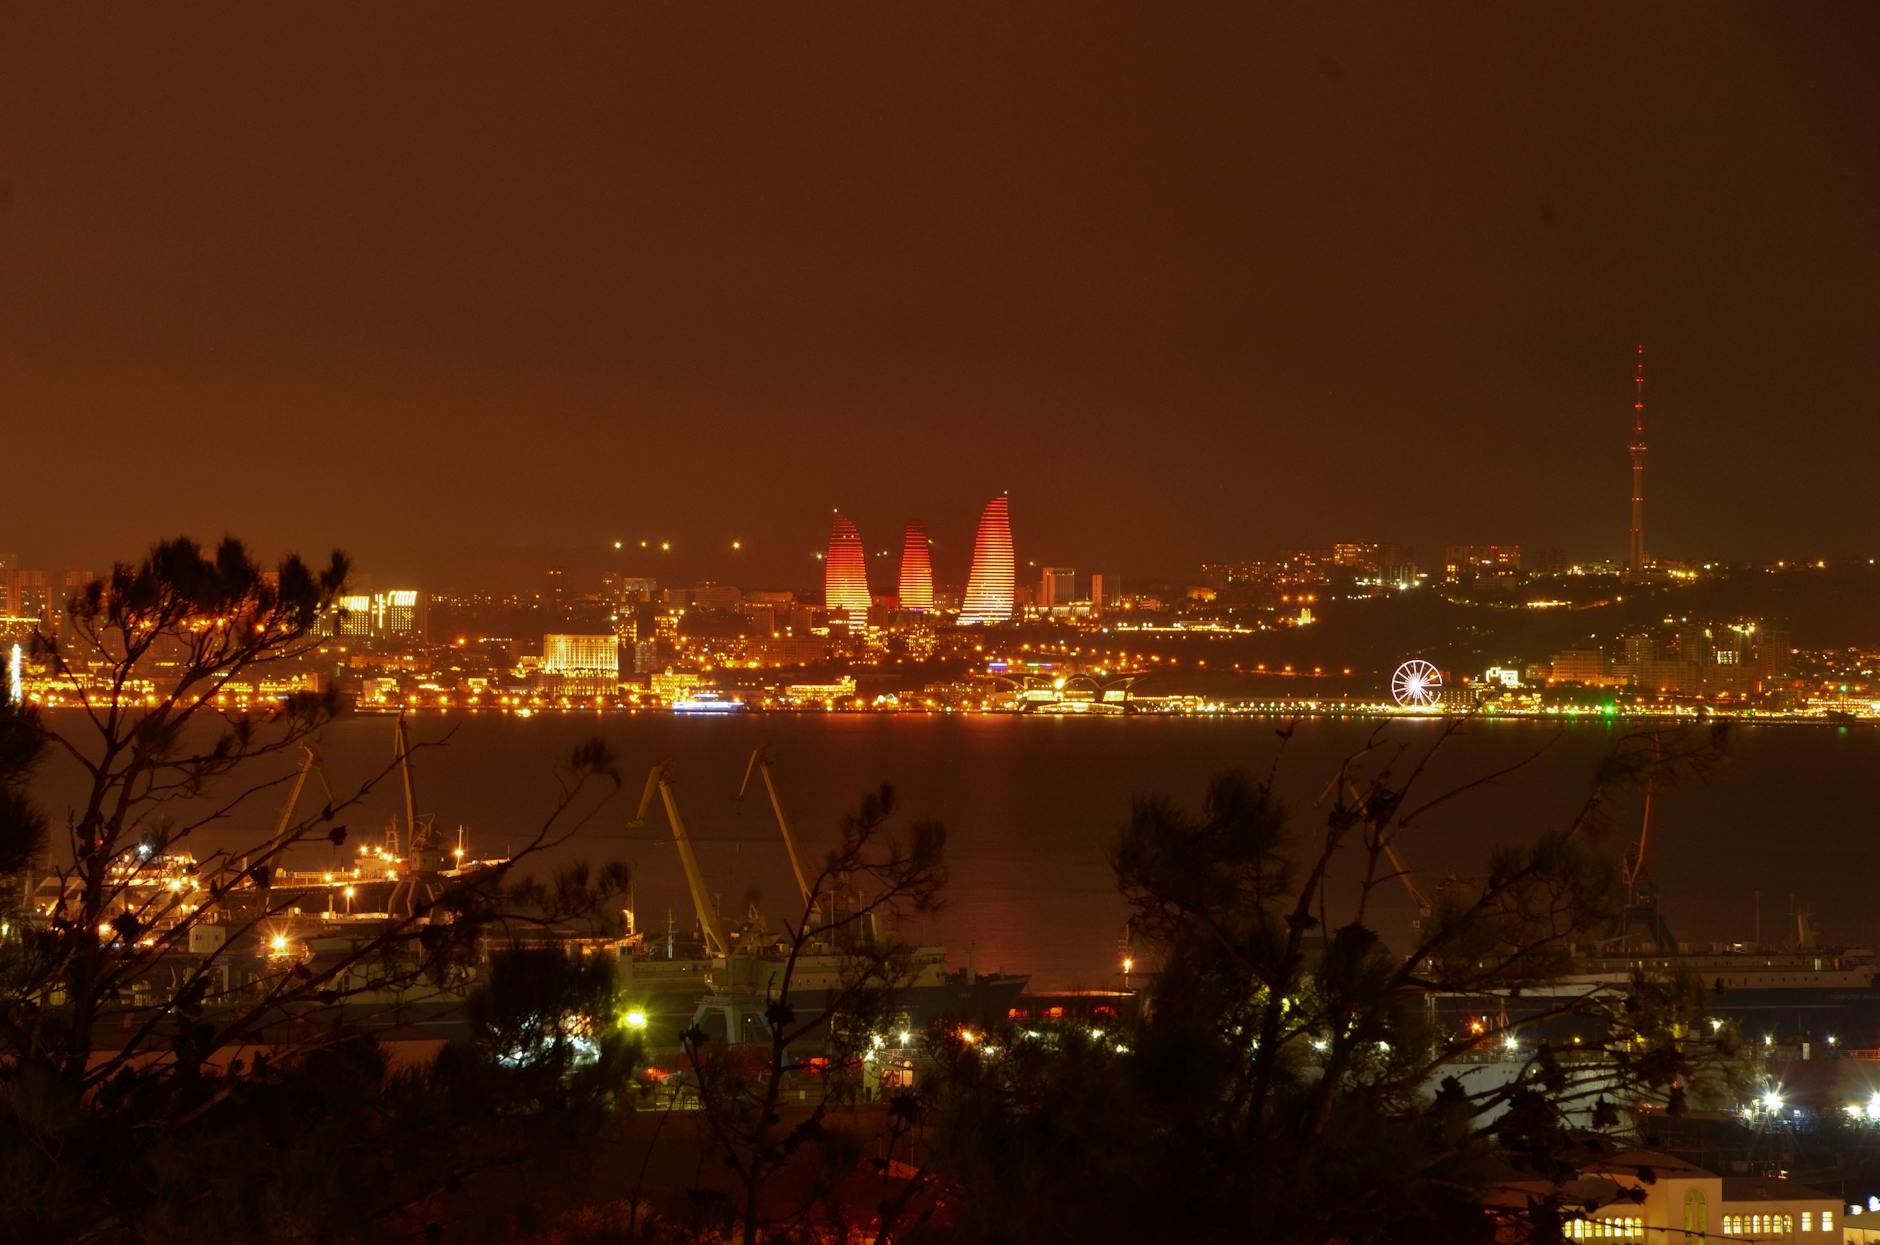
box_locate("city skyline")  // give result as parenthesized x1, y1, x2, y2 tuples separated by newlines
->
(4, 333, 1869, 597)
(3, 7, 1877, 584)
(8, 9, 1880, 1242)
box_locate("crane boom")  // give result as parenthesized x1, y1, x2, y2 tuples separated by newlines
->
(395, 714, 420, 856)
(737, 748, 815, 913)
(633, 764, 729, 956)
(1325, 774, 1429, 919)
(267, 745, 319, 858)
(1626, 788, 1654, 896)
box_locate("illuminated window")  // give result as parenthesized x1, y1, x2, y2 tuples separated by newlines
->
(1802, 1210, 1813, 1231)
(1825, 1209, 1834, 1231)
(1684, 1189, 1708, 1243)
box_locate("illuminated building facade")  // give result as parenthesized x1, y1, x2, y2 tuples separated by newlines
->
(334, 594, 375, 638)
(542, 633, 618, 673)
(330, 591, 425, 640)
(824, 512, 872, 615)
(540, 633, 620, 696)
(958, 493, 1016, 625)
(898, 521, 935, 611)
(372, 589, 425, 638)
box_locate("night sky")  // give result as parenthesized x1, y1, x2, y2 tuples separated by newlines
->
(3, 5, 1876, 589)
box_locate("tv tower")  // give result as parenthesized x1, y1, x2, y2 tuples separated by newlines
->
(1627, 344, 1648, 575)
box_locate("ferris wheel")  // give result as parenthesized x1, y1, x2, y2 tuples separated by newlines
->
(1390, 659, 1443, 708)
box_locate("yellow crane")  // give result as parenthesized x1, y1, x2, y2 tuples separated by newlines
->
(736, 747, 818, 921)
(631, 763, 730, 957)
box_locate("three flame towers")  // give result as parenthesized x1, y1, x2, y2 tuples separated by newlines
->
(824, 494, 1015, 623)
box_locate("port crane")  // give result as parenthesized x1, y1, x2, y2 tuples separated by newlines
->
(1322, 772, 1436, 934)
(631, 763, 731, 957)
(386, 714, 449, 917)
(265, 744, 336, 861)
(1613, 737, 1677, 954)
(736, 747, 821, 927)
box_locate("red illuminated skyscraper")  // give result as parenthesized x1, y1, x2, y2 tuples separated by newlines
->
(898, 521, 934, 612)
(823, 511, 871, 615)
(957, 493, 1015, 625)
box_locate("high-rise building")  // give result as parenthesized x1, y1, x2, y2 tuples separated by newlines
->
(823, 512, 872, 615)
(327, 591, 424, 640)
(372, 590, 425, 639)
(1039, 567, 1075, 609)
(1627, 344, 1649, 575)
(897, 521, 934, 612)
(1089, 572, 1117, 613)
(958, 494, 1016, 625)
(333, 593, 375, 638)
(1442, 545, 1522, 583)
(10, 571, 50, 627)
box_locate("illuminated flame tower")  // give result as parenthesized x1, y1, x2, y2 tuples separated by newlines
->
(957, 493, 1016, 625)
(1627, 344, 1648, 575)
(823, 511, 871, 615)
(897, 521, 934, 612)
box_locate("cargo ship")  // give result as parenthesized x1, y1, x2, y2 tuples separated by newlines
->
(1426, 771, 1880, 1047)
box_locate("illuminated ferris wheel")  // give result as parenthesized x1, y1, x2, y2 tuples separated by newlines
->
(1390, 659, 1442, 708)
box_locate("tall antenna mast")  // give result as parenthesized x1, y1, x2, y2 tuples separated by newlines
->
(1627, 344, 1648, 575)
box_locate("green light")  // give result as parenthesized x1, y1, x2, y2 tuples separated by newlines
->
(1602, 703, 1616, 716)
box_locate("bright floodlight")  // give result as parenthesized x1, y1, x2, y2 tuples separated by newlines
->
(1391, 659, 1443, 708)
(623, 1008, 648, 1032)
(1761, 1088, 1783, 1113)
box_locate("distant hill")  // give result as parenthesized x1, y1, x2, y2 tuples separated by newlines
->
(1122, 564, 1880, 696)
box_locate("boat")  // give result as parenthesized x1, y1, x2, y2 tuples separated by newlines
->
(1424, 767, 1880, 1047)
(671, 691, 747, 714)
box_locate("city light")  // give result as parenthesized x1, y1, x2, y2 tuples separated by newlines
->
(5, 14, 1871, 1242)
(823, 512, 872, 615)
(958, 494, 1016, 625)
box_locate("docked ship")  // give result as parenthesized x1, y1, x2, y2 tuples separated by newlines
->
(1427, 774, 1880, 1047)
(19, 722, 511, 1032)
(22, 727, 1026, 1052)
